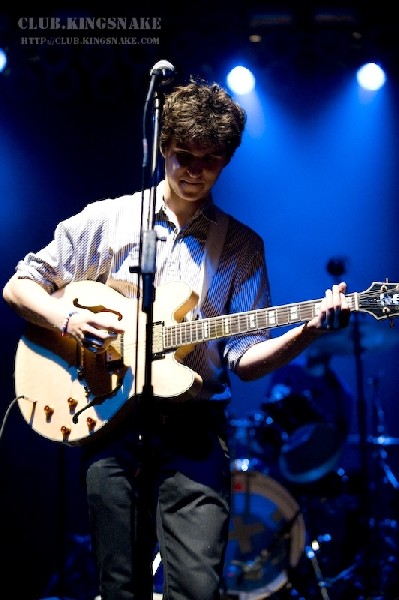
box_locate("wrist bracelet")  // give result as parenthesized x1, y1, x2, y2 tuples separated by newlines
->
(61, 310, 79, 336)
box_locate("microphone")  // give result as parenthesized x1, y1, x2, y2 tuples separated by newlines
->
(149, 60, 176, 86)
(146, 60, 175, 103)
(142, 59, 175, 167)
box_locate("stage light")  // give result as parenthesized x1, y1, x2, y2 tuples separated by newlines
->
(356, 62, 386, 91)
(226, 66, 255, 95)
(0, 48, 7, 73)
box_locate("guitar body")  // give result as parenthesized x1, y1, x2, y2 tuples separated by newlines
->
(15, 280, 202, 445)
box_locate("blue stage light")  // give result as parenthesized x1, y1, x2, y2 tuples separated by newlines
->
(0, 48, 7, 73)
(226, 66, 255, 95)
(356, 62, 386, 91)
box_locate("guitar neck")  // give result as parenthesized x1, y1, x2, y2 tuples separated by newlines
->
(163, 292, 359, 350)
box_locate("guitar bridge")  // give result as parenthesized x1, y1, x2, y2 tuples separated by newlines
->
(105, 344, 123, 371)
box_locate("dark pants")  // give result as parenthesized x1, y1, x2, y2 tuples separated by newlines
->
(84, 402, 231, 600)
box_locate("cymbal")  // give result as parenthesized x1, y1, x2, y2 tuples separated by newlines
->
(307, 317, 399, 356)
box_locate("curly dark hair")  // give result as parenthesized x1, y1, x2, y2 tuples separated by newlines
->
(160, 80, 247, 161)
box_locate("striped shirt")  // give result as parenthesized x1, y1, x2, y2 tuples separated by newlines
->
(14, 181, 271, 403)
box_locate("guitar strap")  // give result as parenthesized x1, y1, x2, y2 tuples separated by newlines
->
(193, 207, 229, 319)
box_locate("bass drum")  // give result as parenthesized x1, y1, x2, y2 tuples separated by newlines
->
(223, 471, 306, 599)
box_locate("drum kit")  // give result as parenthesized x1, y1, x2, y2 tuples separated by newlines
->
(224, 409, 352, 599)
(222, 318, 399, 599)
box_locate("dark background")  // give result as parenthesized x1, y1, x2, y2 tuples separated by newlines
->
(1, 3, 399, 599)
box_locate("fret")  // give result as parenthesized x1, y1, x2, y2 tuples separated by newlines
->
(209, 319, 217, 339)
(211, 317, 226, 339)
(190, 319, 202, 344)
(223, 316, 230, 334)
(238, 314, 247, 332)
(267, 308, 277, 326)
(348, 295, 356, 310)
(314, 302, 321, 317)
(180, 320, 190, 345)
(249, 312, 257, 329)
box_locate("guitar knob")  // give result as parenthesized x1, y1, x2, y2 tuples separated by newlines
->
(86, 417, 97, 431)
(60, 425, 71, 440)
(43, 405, 54, 419)
(67, 397, 78, 410)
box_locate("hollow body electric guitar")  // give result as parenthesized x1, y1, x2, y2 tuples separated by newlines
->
(14, 280, 399, 445)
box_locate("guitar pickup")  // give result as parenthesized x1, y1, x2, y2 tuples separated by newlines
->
(153, 321, 165, 358)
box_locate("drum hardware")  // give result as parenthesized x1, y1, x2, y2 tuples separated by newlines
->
(354, 364, 399, 596)
(303, 547, 366, 600)
(305, 541, 331, 600)
(348, 433, 399, 447)
(318, 260, 399, 594)
(228, 415, 280, 474)
(303, 326, 399, 596)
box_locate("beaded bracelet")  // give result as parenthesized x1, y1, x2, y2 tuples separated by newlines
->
(61, 310, 79, 336)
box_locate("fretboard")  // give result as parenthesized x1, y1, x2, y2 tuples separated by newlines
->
(163, 292, 358, 350)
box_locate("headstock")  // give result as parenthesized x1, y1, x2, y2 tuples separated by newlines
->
(358, 281, 399, 321)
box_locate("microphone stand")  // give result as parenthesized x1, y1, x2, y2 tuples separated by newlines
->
(127, 61, 174, 599)
(131, 61, 175, 412)
(139, 90, 162, 404)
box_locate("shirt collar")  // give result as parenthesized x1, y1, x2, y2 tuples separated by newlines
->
(155, 179, 218, 225)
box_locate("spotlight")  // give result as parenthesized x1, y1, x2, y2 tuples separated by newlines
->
(356, 62, 386, 91)
(226, 65, 255, 95)
(0, 47, 7, 73)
